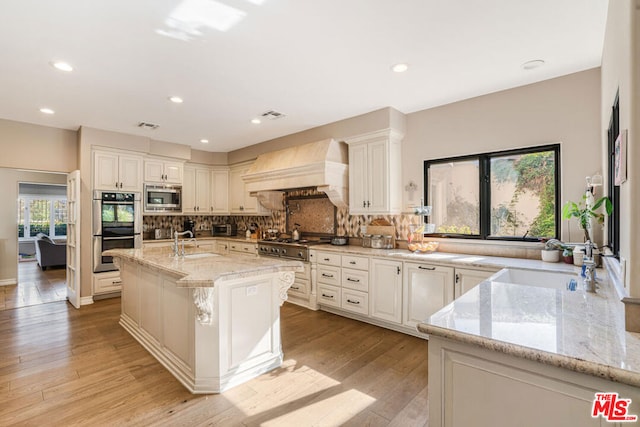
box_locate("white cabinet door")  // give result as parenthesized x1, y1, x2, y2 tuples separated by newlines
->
(455, 268, 496, 298)
(229, 166, 246, 213)
(348, 143, 368, 214)
(194, 167, 211, 213)
(163, 161, 183, 184)
(94, 151, 142, 191)
(367, 139, 389, 213)
(143, 159, 165, 183)
(118, 154, 143, 192)
(182, 166, 196, 213)
(370, 258, 403, 324)
(403, 262, 454, 328)
(94, 151, 119, 190)
(214, 241, 229, 255)
(210, 168, 229, 214)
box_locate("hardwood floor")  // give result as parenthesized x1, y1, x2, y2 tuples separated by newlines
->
(0, 298, 429, 426)
(0, 261, 66, 311)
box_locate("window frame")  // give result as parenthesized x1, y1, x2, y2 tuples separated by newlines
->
(607, 91, 620, 258)
(18, 195, 68, 240)
(424, 144, 561, 242)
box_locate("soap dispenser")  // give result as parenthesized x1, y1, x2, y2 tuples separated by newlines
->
(292, 223, 300, 241)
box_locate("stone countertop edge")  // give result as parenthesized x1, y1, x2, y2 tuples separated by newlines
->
(104, 249, 303, 288)
(418, 323, 640, 388)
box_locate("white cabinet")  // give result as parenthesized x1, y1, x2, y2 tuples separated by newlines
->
(345, 129, 403, 215)
(370, 258, 403, 324)
(455, 268, 496, 298)
(144, 159, 183, 184)
(402, 262, 454, 329)
(210, 168, 230, 214)
(214, 241, 230, 255)
(93, 271, 122, 295)
(229, 163, 270, 215)
(317, 250, 342, 308)
(93, 150, 143, 192)
(183, 165, 210, 213)
(229, 241, 257, 257)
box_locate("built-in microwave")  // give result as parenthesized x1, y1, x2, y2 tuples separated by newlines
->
(212, 224, 237, 236)
(144, 183, 182, 213)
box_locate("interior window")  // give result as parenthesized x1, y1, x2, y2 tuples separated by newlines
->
(424, 144, 560, 241)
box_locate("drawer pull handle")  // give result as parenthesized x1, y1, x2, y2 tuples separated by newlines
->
(346, 299, 360, 305)
(347, 278, 360, 283)
(290, 286, 300, 290)
(112, 280, 122, 285)
(349, 261, 356, 264)
(418, 266, 436, 270)
(323, 258, 330, 261)
(322, 273, 334, 278)
(322, 293, 334, 299)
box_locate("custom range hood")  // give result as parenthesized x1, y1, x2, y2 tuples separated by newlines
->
(243, 138, 348, 208)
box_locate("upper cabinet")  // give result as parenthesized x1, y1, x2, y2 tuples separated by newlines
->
(144, 159, 183, 184)
(93, 150, 143, 192)
(182, 164, 211, 214)
(345, 129, 403, 215)
(210, 168, 230, 214)
(229, 162, 270, 215)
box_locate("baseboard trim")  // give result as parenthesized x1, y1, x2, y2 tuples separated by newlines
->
(0, 278, 17, 286)
(80, 296, 94, 305)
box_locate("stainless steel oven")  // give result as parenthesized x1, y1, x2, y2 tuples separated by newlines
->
(93, 191, 142, 273)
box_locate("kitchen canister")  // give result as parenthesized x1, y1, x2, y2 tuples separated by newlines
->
(371, 235, 384, 249)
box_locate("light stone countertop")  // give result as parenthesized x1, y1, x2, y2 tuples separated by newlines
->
(104, 247, 303, 288)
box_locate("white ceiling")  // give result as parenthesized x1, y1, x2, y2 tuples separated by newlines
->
(0, 0, 609, 153)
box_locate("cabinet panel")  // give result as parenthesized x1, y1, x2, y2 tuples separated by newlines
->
(215, 241, 230, 255)
(316, 251, 341, 267)
(288, 278, 309, 297)
(341, 255, 369, 270)
(455, 268, 496, 298)
(118, 154, 143, 192)
(93, 270, 122, 295)
(341, 289, 369, 315)
(348, 143, 368, 213)
(194, 167, 211, 213)
(144, 160, 165, 183)
(367, 140, 388, 213)
(370, 259, 403, 324)
(341, 268, 369, 292)
(229, 166, 245, 213)
(210, 168, 229, 214)
(163, 162, 183, 183)
(229, 242, 257, 257)
(317, 265, 340, 286)
(183, 165, 210, 213)
(403, 262, 454, 328)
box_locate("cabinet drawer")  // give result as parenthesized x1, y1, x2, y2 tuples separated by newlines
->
(341, 289, 369, 315)
(229, 242, 256, 256)
(316, 251, 341, 266)
(318, 265, 340, 286)
(288, 278, 309, 296)
(341, 268, 369, 292)
(318, 284, 341, 308)
(341, 255, 369, 270)
(295, 262, 311, 280)
(93, 271, 122, 294)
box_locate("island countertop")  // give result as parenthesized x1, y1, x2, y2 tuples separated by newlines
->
(104, 247, 304, 288)
(418, 268, 640, 388)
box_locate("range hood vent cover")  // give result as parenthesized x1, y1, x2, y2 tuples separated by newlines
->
(243, 138, 348, 208)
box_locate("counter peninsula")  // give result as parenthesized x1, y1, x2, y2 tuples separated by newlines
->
(105, 247, 303, 394)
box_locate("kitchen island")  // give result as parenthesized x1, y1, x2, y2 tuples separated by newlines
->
(104, 247, 303, 394)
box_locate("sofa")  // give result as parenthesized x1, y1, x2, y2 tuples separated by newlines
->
(34, 233, 67, 270)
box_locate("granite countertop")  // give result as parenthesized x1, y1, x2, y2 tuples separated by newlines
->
(311, 244, 581, 273)
(104, 247, 303, 288)
(417, 267, 640, 388)
(143, 235, 258, 244)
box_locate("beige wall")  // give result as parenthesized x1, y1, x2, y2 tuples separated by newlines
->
(600, 0, 638, 296)
(403, 68, 602, 243)
(0, 169, 67, 284)
(228, 107, 400, 164)
(0, 119, 78, 172)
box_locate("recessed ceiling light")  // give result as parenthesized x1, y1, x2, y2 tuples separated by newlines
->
(251, 118, 261, 124)
(169, 96, 184, 104)
(521, 59, 545, 70)
(391, 63, 409, 73)
(200, 139, 209, 143)
(39, 108, 55, 114)
(50, 61, 73, 72)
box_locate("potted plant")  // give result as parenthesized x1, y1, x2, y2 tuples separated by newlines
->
(562, 195, 613, 242)
(540, 238, 563, 262)
(562, 247, 574, 264)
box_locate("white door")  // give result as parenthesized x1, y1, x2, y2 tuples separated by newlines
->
(348, 142, 368, 213)
(367, 139, 388, 213)
(455, 268, 496, 298)
(66, 170, 81, 308)
(370, 258, 403, 323)
(402, 262, 454, 328)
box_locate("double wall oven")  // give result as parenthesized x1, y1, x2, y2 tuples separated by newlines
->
(93, 191, 142, 273)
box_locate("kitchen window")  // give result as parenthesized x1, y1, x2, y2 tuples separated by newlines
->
(424, 144, 560, 241)
(18, 197, 68, 239)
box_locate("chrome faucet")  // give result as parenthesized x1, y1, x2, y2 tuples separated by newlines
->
(582, 240, 597, 292)
(173, 230, 194, 257)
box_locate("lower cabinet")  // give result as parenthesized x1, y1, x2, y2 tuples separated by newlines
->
(341, 288, 369, 315)
(455, 267, 496, 298)
(369, 258, 403, 324)
(402, 262, 454, 329)
(318, 284, 341, 307)
(214, 241, 230, 255)
(93, 271, 122, 294)
(229, 241, 257, 257)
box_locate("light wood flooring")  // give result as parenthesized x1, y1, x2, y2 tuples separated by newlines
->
(0, 261, 67, 311)
(0, 298, 429, 426)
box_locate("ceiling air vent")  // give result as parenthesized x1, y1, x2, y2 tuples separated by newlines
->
(261, 110, 286, 120)
(137, 121, 159, 130)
